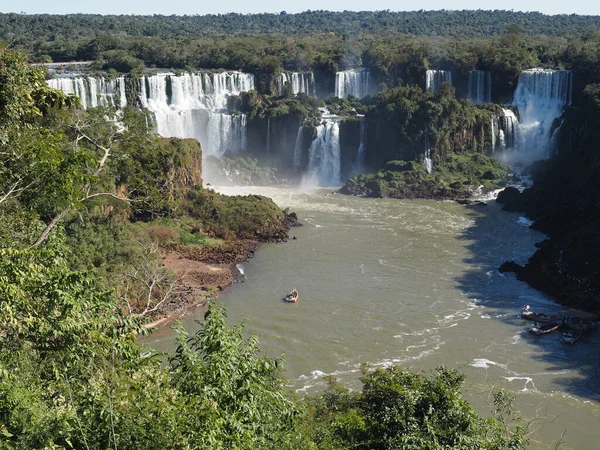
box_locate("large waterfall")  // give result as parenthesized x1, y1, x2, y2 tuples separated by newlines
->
(276, 72, 316, 97)
(139, 72, 254, 156)
(467, 70, 492, 103)
(306, 120, 341, 185)
(335, 69, 371, 99)
(426, 70, 452, 94)
(48, 72, 254, 157)
(47, 76, 127, 109)
(509, 68, 572, 160)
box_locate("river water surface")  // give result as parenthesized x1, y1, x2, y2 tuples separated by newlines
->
(148, 186, 600, 450)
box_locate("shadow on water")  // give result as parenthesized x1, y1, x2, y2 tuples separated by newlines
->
(455, 200, 600, 402)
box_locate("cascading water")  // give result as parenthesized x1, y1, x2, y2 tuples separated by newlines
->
(139, 71, 254, 156)
(500, 108, 518, 150)
(491, 116, 497, 152)
(510, 68, 572, 160)
(306, 121, 341, 185)
(425, 70, 452, 94)
(47, 76, 127, 109)
(352, 119, 368, 174)
(467, 70, 492, 103)
(276, 72, 316, 97)
(423, 124, 433, 174)
(335, 69, 371, 99)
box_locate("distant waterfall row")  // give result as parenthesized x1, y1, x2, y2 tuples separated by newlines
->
(276, 72, 316, 97)
(49, 72, 253, 157)
(47, 76, 127, 109)
(47, 68, 572, 182)
(335, 69, 372, 99)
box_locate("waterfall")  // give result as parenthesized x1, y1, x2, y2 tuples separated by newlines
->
(335, 69, 371, 99)
(467, 70, 491, 103)
(424, 124, 432, 174)
(276, 72, 316, 97)
(47, 76, 127, 109)
(500, 108, 518, 150)
(139, 71, 254, 156)
(293, 125, 304, 169)
(511, 68, 572, 160)
(306, 121, 341, 185)
(352, 119, 368, 173)
(276, 73, 288, 95)
(491, 116, 496, 152)
(426, 70, 452, 94)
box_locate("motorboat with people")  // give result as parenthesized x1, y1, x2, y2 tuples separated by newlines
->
(521, 304, 561, 323)
(528, 321, 561, 336)
(560, 328, 583, 344)
(283, 288, 299, 303)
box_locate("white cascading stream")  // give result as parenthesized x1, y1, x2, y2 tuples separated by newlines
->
(352, 119, 368, 173)
(47, 76, 127, 109)
(491, 116, 497, 152)
(276, 72, 316, 97)
(293, 125, 304, 169)
(306, 121, 341, 185)
(424, 124, 432, 174)
(510, 68, 572, 160)
(139, 71, 254, 156)
(467, 70, 492, 103)
(426, 70, 452, 94)
(500, 108, 518, 150)
(335, 69, 371, 99)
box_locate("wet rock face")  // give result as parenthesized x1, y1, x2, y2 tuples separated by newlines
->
(495, 186, 523, 211)
(499, 261, 523, 274)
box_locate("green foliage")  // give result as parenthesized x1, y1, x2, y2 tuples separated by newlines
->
(0, 244, 304, 448)
(168, 303, 304, 449)
(101, 49, 145, 74)
(304, 366, 527, 450)
(229, 90, 322, 126)
(342, 154, 508, 200)
(185, 187, 286, 240)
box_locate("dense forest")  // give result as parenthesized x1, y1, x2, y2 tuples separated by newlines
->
(3, 10, 600, 39)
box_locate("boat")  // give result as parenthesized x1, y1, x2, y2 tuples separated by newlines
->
(560, 328, 583, 344)
(528, 321, 561, 336)
(521, 304, 561, 323)
(283, 288, 299, 303)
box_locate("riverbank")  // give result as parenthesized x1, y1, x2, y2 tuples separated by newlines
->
(143, 211, 301, 329)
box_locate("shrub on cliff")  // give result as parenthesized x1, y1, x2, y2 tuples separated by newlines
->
(185, 187, 287, 241)
(304, 366, 526, 449)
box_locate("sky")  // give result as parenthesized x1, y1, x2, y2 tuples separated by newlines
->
(2, 0, 599, 16)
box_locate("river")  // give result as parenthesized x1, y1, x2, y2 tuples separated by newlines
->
(147, 186, 600, 450)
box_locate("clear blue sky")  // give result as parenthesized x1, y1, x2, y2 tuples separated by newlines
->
(3, 0, 599, 16)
